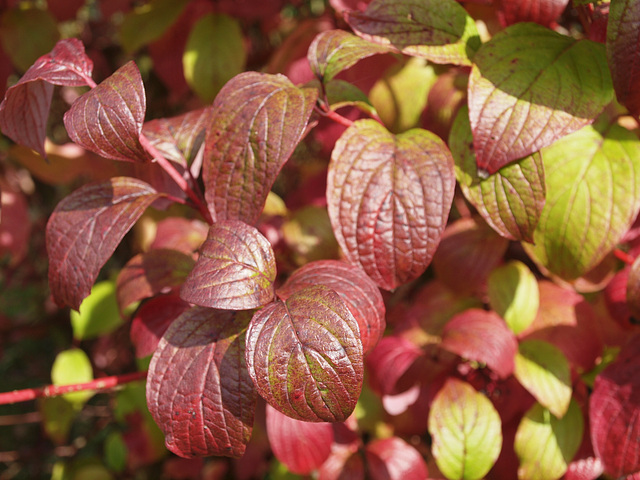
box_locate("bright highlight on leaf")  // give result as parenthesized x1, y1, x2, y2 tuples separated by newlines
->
(488, 260, 539, 334)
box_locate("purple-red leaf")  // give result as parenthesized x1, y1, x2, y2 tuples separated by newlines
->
(365, 436, 429, 480)
(495, 0, 570, 27)
(627, 256, 640, 321)
(64, 61, 150, 163)
(327, 120, 455, 290)
(277, 260, 385, 355)
(203, 72, 317, 224)
(245, 285, 363, 422)
(366, 335, 424, 395)
(0, 38, 93, 157)
(46, 177, 164, 310)
(180, 220, 276, 310)
(146, 307, 256, 458)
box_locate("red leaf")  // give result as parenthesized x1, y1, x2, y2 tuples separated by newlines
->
(266, 403, 334, 474)
(146, 307, 256, 458)
(441, 309, 518, 379)
(180, 220, 276, 310)
(627, 256, 640, 320)
(149, 217, 208, 254)
(366, 336, 423, 395)
(495, 0, 570, 27)
(64, 61, 150, 163)
(277, 260, 386, 355)
(46, 177, 164, 310)
(245, 285, 363, 422)
(0, 173, 30, 266)
(0, 38, 93, 157)
(365, 437, 429, 480)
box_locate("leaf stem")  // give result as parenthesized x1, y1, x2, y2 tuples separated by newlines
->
(315, 105, 354, 127)
(614, 248, 636, 266)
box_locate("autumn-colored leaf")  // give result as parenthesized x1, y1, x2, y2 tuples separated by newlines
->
(149, 217, 208, 254)
(146, 307, 256, 458)
(245, 285, 363, 422)
(46, 177, 164, 310)
(627, 255, 640, 320)
(366, 335, 424, 395)
(365, 436, 429, 480)
(0, 173, 30, 266)
(495, 0, 570, 27)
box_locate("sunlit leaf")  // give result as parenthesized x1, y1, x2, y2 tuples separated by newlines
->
(495, 0, 570, 27)
(488, 260, 539, 334)
(71, 280, 124, 341)
(51, 348, 94, 408)
(119, 0, 190, 53)
(366, 436, 429, 480)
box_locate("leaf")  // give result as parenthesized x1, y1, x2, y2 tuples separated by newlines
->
(203, 72, 317, 224)
(119, 0, 190, 53)
(515, 400, 584, 480)
(245, 285, 363, 422)
(324, 79, 378, 118)
(428, 378, 502, 480)
(180, 220, 276, 310)
(514, 339, 572, 418)
(46, 177, 164, 310)
(70, 280, 124, 341)
(524, 123, 640, 281)
(146, 307, 256, 458)
(366, 335, 424, 395)
(327, 119, 455, 290)
(266, 403, 334, 474)
(469, 23, 613, 175)
(64, 61, 150, 163)
(307, 29, 390, 83)
(450, 106, 545, 242)
(0, 38, 94, 157)
(344, 0, 481, 66)
(149, 217, 209, 253)
(607, 0, 640, 118)
(628, 256, 640, 320)
(441, 309, 518, 379)
(277, 260, 386, 355)
(51, 348, 94, 408)
(365, 436, 429, 480)
(495, 0, 570, 27)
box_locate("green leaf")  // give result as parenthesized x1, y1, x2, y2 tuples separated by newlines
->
(488, 260, 539, 334)
(51, 348, 94, 407)
(323, 79, 379, 119)
(70, 280, 124, 341)
(514, 340, 571, 418)
(345, 0, 481, 66)
(515, 400, 584, 480)
(119, 0, 190, 53)
(104, 432, 127, 473)
(38, 396, 76, 444)
(469, 22, 613, 175)
(524, 123, 640, 281)
(183, 13, 246, 103)
(450, 106, 546, 242)
(428, 378, 502, 480)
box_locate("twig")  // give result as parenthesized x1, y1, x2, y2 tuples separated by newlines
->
(614, 248, 636, 266)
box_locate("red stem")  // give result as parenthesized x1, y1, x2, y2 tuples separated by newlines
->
(614, 248, 636, 266)
(0, 371, 147, 405)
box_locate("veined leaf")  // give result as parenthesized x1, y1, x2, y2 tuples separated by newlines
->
(344, 0, 481, 66)
(495, 0, 570, 27)
(180, 220, 276, 310)
(428, 378, 502, 480)
(366, 437, 429, 480)
(46, 177, 164, 310)
(146, 307, 256, 458)
(327, 119, 455, 290)
(469, 22, 613, 175)
(245, 285, 363, 422)
(119, 0, 190, 53)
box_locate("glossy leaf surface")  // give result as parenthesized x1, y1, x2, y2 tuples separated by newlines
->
(180, 220, 276, 310)
(488, 260, 539, 334)
(366, 436, 429, 480)
(327, 119, 455, 290)
(147, 307, 255, 458)
(46, 177, 163, 310)
(245, 285, 363, 422)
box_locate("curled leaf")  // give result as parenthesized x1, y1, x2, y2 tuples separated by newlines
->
(366, 436, 429, 480)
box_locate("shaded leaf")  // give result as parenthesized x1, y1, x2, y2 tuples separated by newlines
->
(203, 72, 317, 224)
(366, 335, 424, 395)
(149, 217, 208, 254)
(0, 173, 30, 265)
(627, 255, 640, 320)
(46, 177, 163, 310)
(469, 23, 613, 175)
(428, 378, 502, 480)
(146, 307, 256, 458)
(327, 119, 455, 290)
(70, 280, 124, 341)
(64, 61, 150, 163)
(345, 0, 481, 66)
(245, 285, 363, 422)
(495, 0, 570, 27)
(180, 220, 276, 310)
(324, 79, 378, 118)
(365, 436, 429, 480)
(119, 0, 190, 53)
(281, 205, 340, 266)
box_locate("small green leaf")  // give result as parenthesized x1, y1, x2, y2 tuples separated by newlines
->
(488, 261, 539, 334)
(119, 0, 190, 53)
(51, 348, 94, 407)
(38, 396, 76, 444)
(104, 432, 127, 473)
(70, 280, 124, 341)
(323, 79, 379, 119)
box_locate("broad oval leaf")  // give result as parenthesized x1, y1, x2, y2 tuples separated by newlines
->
(344, 0, 481, 66)
(245, 285, 363, 422)
(146, 307, 256, 458)
(278, 260, 385, 355)
(327, 119, 455, 290)
(180, 220, 276, 310)
(203, 72, 317, 224)
(495, 0, 570, 27)
(469, 23, 613, 175)
(524, 124, 640, 281)
(64, 61, 150, 163)
(51, 348, 94, 408)
(428, 378, 502, 480)
(450, 106, 545, 242)
(365, 436, 429, 480)
(46, 177, 164, 310)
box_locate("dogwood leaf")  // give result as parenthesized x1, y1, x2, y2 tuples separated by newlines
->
(46, 177, 164, 310)
(366, 335, 424, 395)
(245, 285, 363, 422)
(495, 0, 570, 27)
(627, 256, 640, 320)
(488, 260, 539, 334)
(327, 119, 455, 290)
(366, 437, 430, 480)
(147, 307, 255, 458)
(469, 22, 613, 175)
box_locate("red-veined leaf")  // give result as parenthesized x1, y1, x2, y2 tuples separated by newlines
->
(203, 72, 317, 224)
(46, 177, 164, 310)
(146, 307, 256, 458)
(180, 220, 276, 310)
(469, 23, 613, 175)
(365, 436, 429, 480)
(327, 119, 455, 290)
(64, 61, 150, 163)
(495, 0, 570, 27)
(245, 285, 363, 422)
